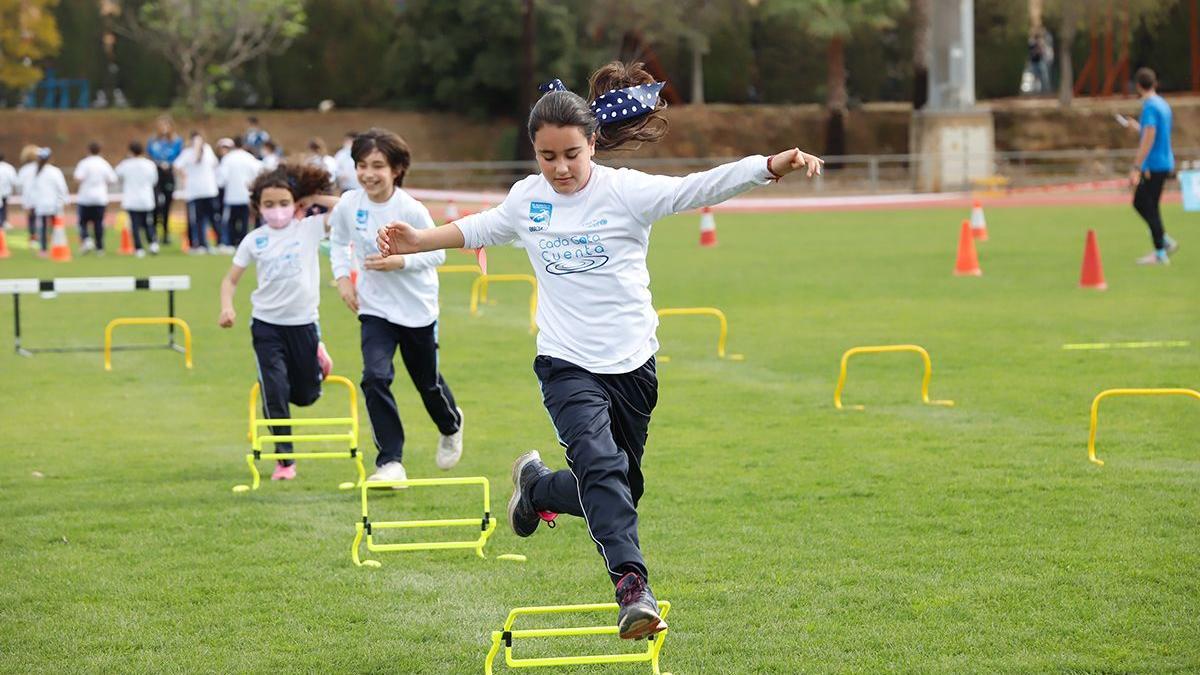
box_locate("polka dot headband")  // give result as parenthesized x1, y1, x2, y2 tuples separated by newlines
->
(538, 78, 665, 126)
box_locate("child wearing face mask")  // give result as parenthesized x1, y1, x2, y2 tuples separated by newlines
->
(328, 128, 464, 487)
(218, 163, 340, 482)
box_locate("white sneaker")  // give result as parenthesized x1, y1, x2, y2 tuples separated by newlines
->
(135, 249, 146, 258)
(80, 237, 95, 254)
(149, 242, 160, 255)
(436, 407, 464, 470)
(367, 460, 408, 489)
(219, 244, 236, 255)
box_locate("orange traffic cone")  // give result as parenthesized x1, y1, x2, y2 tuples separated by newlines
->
(180, 232, 190, 253)
(970, 200, 988, 241)
(699, 207, 717, 247)
(0, 228, 10, 259)
(119, 225, 135, 255)
(49, 216, 72, 262)
(476, 247, 488, 275)
(954, 220, 981, 276)
(444, 200, 460, 224)
(1079, 229, 1107, 290)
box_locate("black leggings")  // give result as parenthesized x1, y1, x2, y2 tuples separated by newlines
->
(78, 205, 106, 249)
(1133, 171, 1169, 251)
(128, 210, 155, 250)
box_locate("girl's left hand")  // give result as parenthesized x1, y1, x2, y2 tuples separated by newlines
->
(363, 253, 406, 271)
(770, 148, 824, 178)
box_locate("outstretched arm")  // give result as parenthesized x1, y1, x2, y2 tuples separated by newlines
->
(377, 221, 466, 256)
(625, 149, 824, 223)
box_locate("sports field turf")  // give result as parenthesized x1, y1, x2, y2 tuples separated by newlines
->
(1, 203, 1197, 673)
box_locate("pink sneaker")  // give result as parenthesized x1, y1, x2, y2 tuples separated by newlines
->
(271, 462, 296, 480)
(316, 342, 333, 380)
(1135, 251, 1169, 266)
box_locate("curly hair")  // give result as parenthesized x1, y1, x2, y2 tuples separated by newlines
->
(248, 162, 333, 214)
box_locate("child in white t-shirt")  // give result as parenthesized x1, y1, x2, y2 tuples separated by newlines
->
(328, 128, 463, 487)
(218, 163, 339, 481)
(115, 141, 159, 257)
(377, 62, 823, 640)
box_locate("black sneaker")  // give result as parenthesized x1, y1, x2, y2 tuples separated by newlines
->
(615, 572, 667, 640)
(507, 450, 553, 537)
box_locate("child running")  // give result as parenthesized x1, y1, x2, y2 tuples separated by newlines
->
(218, 163, 339, 481)
(329, 129, 463, 486)
(377, 62, 823, 640)
(73, 142, 117, 255)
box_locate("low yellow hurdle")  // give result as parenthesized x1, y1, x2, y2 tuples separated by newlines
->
(233, 375, 364, 492)
(485, 602, 672, 675)
(469, 274, 538, 334)
(104, 317, 193, 370)
(352, 476, 498, 567)
(1088, 388, 1200, 465)
(834, 344, 955, 410)
(439, 264, 483, 275)
(656, 307, 741, 360)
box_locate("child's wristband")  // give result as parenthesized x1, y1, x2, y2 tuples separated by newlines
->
(766, 155, 784, 181)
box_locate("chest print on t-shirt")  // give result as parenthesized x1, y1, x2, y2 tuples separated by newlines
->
(259, 240, 304, 283)
(536, 220, 611, 275)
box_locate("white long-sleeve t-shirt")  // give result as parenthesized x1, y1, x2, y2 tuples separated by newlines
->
(115, 157, 159, 211)
(173, 144, 219, 200)
(16, 163, 38, 200)
(31, 165, 69, 216)
(0, 161, 16, 198)
(217, 149, 263, 206)
(456, 155, 774, 374)
(330, 188, 445, 328)
(73, 155, 118, 206)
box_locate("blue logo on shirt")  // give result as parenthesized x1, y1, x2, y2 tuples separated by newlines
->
(255, 236, 268, 249)
(355, 209, 368, 226)
(528, 201, 553, 231)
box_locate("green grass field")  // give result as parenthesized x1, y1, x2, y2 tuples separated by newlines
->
(1, 204, 1197, 674)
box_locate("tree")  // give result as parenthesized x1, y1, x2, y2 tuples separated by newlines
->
(0, 0, 62, 91)
(911, 0, 930, 109)
(766, 0, 907, 156)
(114, 0, 306, 113)
(1043, 0, 1176, 106)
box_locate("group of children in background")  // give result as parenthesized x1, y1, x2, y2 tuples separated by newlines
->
(0, 114, 358, 259)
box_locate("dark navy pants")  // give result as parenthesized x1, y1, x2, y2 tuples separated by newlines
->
(77, 205, 105, 249)
(359, 315, 461, 467)
(529, 354, 658, 584)
(224, 203, 251, 246)
(251, 319, 323, 464)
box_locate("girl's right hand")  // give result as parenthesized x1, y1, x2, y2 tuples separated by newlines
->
(377, 221, 421, 255)
(218, 308, 236, 328)
(336, 276, 359, 313)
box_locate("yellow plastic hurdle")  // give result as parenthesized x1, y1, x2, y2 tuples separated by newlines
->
(232, 375, 365, 492)
(439, 264, 483, 275)
(1088, 388, 1200, 465)
(352, 476, 498, 568)
(656, 307, 742, 360)
(834, 344, 955, 410)
(469, 274, 538, 334)
(485, 602, 673, 675)
(104, 317, 193, 370)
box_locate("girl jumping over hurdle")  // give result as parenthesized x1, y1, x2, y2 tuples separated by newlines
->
(218, 163, 340, 481)
(328, 128, 464, 486)
(377, 62, 822, 639)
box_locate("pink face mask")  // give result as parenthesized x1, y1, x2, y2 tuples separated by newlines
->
(261, 206, 294, 230)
